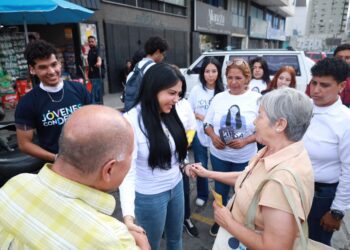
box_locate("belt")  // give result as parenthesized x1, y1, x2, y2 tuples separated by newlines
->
(315, 182, 338, 188)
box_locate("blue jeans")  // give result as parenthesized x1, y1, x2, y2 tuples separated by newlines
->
(90, 78, 102, 104)
(192, 134, 209, 201)
(210, 154, 247, 206)
(308, 183, 338, 246)
(135, 180, 184, 250)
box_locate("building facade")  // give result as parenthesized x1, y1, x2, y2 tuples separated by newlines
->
(286, 0, 349, 51)
(191, 0, 295, 60)
(85, 0, 191, 93)
(306, 0, 349, 36)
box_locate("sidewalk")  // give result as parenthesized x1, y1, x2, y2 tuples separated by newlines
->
(103, 92, 124, 110)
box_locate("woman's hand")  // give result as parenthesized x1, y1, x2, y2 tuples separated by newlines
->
(227, 138, 247, 149)
(184, 164, 197, 179)
(213, 201, 234, 230)
(210, 134, 226, 149)
(191, 163, 210, 178)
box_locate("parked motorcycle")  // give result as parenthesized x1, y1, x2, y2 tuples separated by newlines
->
(0, 122, 43, 187)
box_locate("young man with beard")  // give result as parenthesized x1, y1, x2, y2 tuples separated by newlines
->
(15, 40, 92, 162)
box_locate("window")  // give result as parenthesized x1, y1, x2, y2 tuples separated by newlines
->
(273, 16, 279, 29)
(232, 0, 246, 28)
(191, 56, 224, 74)
(265, 12, 273, 26)
(228, 55, 301, 76)
(280, 18, 285, 31)
(262, 55, 301, 76)
(229, 55, 257, 63)
(250, 5, 263, 19)
(103, 0, 187, 16)
(199, 0, 227, 9)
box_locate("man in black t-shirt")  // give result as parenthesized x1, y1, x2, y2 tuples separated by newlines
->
(15, 40, 92, 162)
(87, 35, 103, 104)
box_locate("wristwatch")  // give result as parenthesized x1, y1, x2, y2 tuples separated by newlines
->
(330, 209, 344, 221)
(203, 123, 212, 130)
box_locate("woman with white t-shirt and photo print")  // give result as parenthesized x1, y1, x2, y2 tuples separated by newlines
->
(203, 58, 260, 236)
(188, 57, 224, 208)
(248, 57, 270, 93)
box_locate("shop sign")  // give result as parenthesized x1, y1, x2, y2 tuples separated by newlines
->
(195, 1, 232, 35)
(249, 17, 267, 39)
(267, 23, 286, 41)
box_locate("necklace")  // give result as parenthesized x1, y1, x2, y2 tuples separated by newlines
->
(47, 88, 65, 103)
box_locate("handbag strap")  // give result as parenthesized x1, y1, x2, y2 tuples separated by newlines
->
(244, 168, 309, 249)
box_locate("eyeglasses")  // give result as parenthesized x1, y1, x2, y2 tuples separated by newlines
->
(226, 58, 249, 67)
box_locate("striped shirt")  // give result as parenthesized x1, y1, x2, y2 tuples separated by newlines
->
(0, 164, 138, 249)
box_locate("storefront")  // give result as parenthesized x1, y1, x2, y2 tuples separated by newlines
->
(98, 1, 190, 93)
(192, 1, 231, 59)
(0, 23, 96, 115)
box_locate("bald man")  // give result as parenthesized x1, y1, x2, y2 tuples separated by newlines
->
(0, 105, 150, 249)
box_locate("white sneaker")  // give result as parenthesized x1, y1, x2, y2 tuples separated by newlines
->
(195, 198, 205, 207)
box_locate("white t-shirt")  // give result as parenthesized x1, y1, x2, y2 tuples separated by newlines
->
(176, 99, 196, 131)
(125, 57, 155, 82)
(188, 84, 215, 147)
(204, 90, 260, 163)
(249, 79, 267, 93)
(303, 98, 350, 211)
(119, 106, 182, 217)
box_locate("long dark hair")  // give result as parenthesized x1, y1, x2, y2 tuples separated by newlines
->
(199, 57, 224, 95)
(136, 63, 188, 170)
(249, 57, 270, 84)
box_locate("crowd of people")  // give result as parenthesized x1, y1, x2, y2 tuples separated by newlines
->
(0, 37, 349, 250)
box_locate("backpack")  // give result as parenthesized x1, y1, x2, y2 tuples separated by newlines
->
(124, 60, 153, 112)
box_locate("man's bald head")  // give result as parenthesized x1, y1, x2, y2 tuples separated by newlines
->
(58, 105, 133, 174)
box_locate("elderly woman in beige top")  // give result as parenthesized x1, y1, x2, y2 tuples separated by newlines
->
(191, 88, 315, 249)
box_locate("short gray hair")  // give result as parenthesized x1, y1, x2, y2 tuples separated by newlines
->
(259, 88, 313, 141)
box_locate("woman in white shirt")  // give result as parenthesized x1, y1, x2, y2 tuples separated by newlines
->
(203, 58, 260, 236)
(303, 58, 350, 246)
(121, 63, 192, 250)
(188, 57, 224, 207)
(248, 57, 270, 93)
(261, 66, 296, 95)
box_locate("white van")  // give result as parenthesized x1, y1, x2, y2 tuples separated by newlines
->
(180, 49, 315, 96)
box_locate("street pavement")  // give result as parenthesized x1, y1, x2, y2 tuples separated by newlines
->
(105, 92, 350, 250)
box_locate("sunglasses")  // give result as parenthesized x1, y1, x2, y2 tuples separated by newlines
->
(226, 58, 249, 67)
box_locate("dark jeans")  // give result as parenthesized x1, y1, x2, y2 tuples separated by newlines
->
(90, 78, 103, 104)
(210, 154, 247, 206)
(307, 182, 338, 246)
(183, 173, 190, 220)
(192, 134, 209, 201)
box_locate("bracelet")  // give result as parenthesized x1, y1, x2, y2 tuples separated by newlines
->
(180, 163, 190, 174)
(54, 154, 58, 161)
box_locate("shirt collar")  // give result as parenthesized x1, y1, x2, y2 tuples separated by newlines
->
(259, 141, 305, 172)
(39, 80, 64, 93)
(38, 164, 116, 215)
(313, 97, 342, 115)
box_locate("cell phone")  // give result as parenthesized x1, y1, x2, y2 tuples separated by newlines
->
(211, 188, 223, 207)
